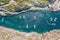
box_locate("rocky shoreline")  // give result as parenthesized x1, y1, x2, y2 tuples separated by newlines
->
(0, 26, 60, 40)
(0, 0, 60, 16)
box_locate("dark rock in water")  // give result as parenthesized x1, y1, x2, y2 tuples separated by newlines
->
(0, 8, 7, 12)
(34, 3, 48, 8)
(48, 0, 56, 4)
(11, 6, 31, 12)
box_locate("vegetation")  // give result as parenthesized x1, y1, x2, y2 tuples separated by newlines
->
(37, 0, 48, 4)
(14, 0, 31, 6)
(0, 0, 31, 11)
(0, 0, 49, 11)
(1, 2, 21, 11)
(0, 0, 10, 4)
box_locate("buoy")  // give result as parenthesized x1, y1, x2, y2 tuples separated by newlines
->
(23, 15, 25, 19)
(33, 16, 36, 20)
(26, 24, 28, 29)
(34, 25, 36, 29)
(54, 18, 57, 22)
(1, 18, 4, 22)
(50, 18, 53, 22)
(19, 16, 21, 19)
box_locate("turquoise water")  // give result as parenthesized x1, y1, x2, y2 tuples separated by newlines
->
(0, 10, 60, 33)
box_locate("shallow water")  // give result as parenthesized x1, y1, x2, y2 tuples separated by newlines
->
(0, 10, 60, 33)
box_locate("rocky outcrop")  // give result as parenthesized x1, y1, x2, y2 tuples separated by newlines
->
(0, 26, 60, 40)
